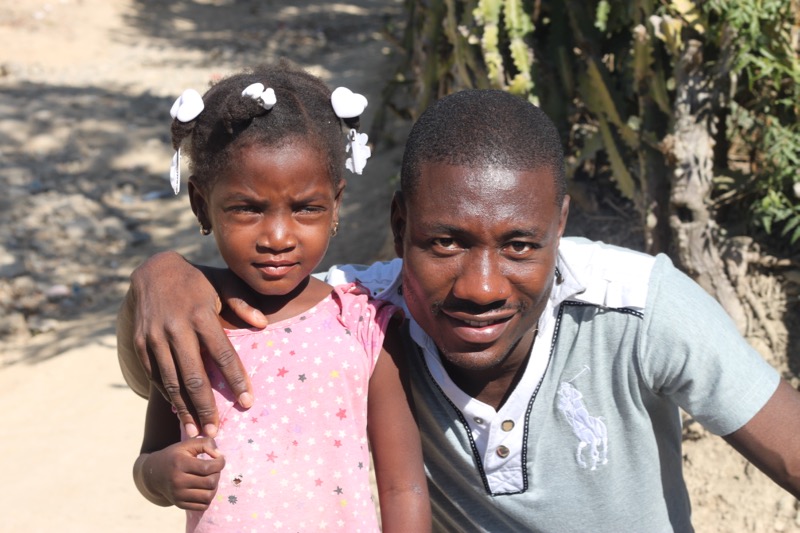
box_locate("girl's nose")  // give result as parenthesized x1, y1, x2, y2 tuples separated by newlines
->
(256, 215, 297, 252)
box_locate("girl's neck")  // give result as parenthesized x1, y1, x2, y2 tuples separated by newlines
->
(219, 273, 333, 329)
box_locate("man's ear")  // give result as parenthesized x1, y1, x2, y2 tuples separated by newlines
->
(188, 178, 211, 230)
(390, 191, 407, 258)
(557, 194, 571, 239)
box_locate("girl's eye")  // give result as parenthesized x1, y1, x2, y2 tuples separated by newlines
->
(296, 205, 325, 214)
(231, 205, 259, 214)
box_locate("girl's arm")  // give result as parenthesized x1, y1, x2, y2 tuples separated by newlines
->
(368, 319, 432, 532)
(133, 383, 226, 510)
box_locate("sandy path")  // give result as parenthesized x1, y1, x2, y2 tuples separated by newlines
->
(0, 330, 186, 531)
(0, 0, 401, 529)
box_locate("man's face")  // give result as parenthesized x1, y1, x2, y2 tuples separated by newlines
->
(392, 161, 569, 375)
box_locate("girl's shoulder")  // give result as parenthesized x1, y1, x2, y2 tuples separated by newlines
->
(222, 282, 402, 339)
(329, 281, 402, 333)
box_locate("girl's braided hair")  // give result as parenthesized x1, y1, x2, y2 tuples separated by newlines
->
(172, 59, 355, 191)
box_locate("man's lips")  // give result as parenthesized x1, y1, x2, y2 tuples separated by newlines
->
(440, 309, 516, 344)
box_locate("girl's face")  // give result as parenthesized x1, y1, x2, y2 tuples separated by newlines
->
(190, 141, 344, 300)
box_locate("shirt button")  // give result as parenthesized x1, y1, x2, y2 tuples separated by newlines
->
(501, 420, 515, 432)
(473, 417, 484, 424)
(496, 445, 510, 458)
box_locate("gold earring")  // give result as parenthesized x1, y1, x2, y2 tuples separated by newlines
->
(331, 221, 339, 237)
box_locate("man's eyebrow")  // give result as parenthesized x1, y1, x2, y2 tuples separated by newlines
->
(422, 224, 543, 240)
(503, 229, 541, 240)
(426, 223, 462, 234)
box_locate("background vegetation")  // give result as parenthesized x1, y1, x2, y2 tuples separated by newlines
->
(376, 0, 800, 332)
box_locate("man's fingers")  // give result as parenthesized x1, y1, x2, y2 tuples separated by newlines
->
(215, 268, 269, 329)
(198, 326, 254, 410)
(168, 329, 220, 437)
(132, 330, 154, 381)
(146, 340, 204, 438)
(227, 296, 269, 330)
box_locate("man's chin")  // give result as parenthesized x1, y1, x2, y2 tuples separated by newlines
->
(437, 345, 510, 372)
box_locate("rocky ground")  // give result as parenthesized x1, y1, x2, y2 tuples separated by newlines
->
(0, 0, 798, 531)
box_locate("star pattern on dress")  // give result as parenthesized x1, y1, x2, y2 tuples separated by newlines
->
(189, 284, 392, 531)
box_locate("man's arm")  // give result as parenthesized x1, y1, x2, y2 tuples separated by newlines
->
(116, 251, 264, 436)
(117, 290, 151, 398)
(724, 379, 800, 498)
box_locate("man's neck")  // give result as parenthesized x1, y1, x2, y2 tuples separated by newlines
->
(441, 328, 537, 411)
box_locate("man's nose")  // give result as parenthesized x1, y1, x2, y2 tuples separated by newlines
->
(451, 248, 510, 306)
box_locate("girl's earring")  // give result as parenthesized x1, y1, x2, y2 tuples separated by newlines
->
(331, 221, 339, 237)
(200, 223, 211, 236)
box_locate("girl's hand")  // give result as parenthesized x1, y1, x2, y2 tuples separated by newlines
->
(136, 437, 225, 511)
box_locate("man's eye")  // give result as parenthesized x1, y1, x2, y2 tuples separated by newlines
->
(433, 238, 458, 249)
(508, 242, 534, 253)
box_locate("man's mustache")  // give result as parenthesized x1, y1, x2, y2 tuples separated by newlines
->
(431, 300, 528, 316)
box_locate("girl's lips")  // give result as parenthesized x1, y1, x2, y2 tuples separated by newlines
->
(255, 262, 298, 279)
(441, 312, 514, 345)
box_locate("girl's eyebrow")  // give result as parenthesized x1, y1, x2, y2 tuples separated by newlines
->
(218, 191, 259, 203)
(218, 190, 331, 204)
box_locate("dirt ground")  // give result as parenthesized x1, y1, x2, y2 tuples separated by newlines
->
(0, 0, 798, 531)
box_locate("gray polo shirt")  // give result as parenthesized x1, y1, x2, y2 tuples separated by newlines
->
(323, 237, 779, 532)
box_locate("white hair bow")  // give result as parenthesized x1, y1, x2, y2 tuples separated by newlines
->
(242, 83, 276, 110)
(331, 87, 371, 174)
(169, 89, 205, 194)
(331, 87, 368, 118)
(345, 129, 371, 175)
(170, 89, 204, 122)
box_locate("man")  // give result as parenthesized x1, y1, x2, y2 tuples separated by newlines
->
(118, 89, 800, 531)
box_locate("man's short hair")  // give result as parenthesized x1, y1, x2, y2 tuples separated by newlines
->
(400, 89, 566, 206)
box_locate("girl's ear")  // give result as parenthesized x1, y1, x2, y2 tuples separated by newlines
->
(188, 178, 211, 230)
(332, 179, 347, 224)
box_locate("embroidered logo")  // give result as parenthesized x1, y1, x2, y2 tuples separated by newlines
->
(557, 368, 608, 470)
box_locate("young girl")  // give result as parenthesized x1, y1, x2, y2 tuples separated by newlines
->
(133, 60, 430, 532)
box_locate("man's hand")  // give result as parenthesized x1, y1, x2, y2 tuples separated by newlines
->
(134, 437, 225, 510)
(117, 251, 265, 437)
